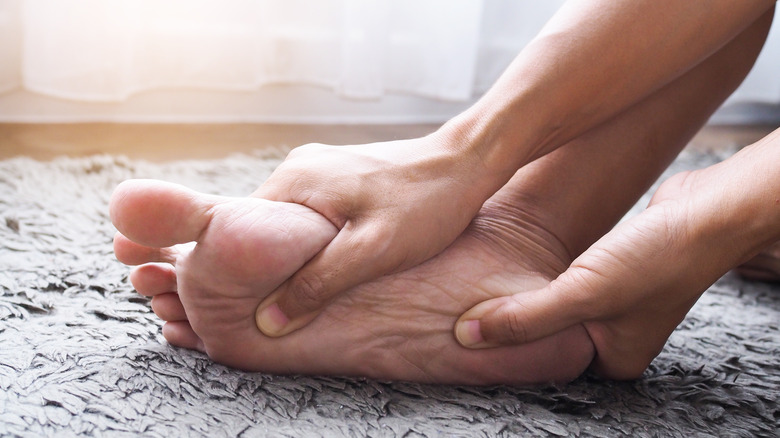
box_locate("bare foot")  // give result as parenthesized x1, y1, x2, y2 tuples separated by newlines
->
(735, 240, 780, 283)
(110, 179, 594, 385)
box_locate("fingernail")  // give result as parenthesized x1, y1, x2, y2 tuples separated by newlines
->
(455, 319, 484, 348)
(256, 303, 289, 336)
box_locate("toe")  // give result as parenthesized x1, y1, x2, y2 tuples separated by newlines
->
(151, 293, 187, 321)
(130, 264, 177, 296)
(114, 232, 179, 265)
(162, 321, 206, 353)
(110, 179, 217, 248)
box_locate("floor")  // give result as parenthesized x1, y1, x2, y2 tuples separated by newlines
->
(0, 123, 776, 162)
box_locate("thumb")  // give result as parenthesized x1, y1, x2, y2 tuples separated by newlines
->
(255, 224, 397, 337)
(455, 274, 593, 348)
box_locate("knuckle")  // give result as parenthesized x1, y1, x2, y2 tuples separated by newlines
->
(554, 265, 609, 319)
(351, 227, 407, 272)
(289, 272, 327, 308)
(360, 225, 394, 253)
(286, 144, 308, 158)
(288, 142, 326, 158)
(499, 304, 531, 344)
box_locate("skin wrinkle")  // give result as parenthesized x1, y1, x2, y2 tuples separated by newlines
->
(400, 340, 445, 381)
(191, 196, 219, 245)
(468, 209, 570, 278)
(354, 274, 453, 321)
(408, 276, 459, 316)
(371, 338, 435, 381)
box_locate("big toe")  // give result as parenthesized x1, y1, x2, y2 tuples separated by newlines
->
(110, 179, 216, 248)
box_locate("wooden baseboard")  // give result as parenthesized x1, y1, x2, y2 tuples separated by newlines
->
(0, 122, 774, 162)
(0, 123, 441, 161)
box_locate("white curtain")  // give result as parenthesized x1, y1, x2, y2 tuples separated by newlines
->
(0, 0, 491, 102)
(0, 0, 778, 120)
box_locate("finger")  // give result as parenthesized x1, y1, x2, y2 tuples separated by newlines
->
(110, 179, 217, 248)
(161, 321, 206, 353)
(255, 226, 395, 337)
(113, 232, 179, 265)
(130, 263, 177, 296)
(455, 276, 591, 348)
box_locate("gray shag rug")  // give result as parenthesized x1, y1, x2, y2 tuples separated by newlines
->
(0, 147, 778, 437)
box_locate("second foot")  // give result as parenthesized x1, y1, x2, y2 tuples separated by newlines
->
(735, 240, 780, 283)
(111, 179, 594, 385)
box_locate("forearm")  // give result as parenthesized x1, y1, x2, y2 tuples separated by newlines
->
(439, 0, 774, 191)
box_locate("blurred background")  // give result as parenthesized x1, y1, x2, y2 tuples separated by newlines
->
(1, 0, 779, 159)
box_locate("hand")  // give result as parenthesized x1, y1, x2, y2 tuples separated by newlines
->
(456, 148, 780, 379)
(253, 130, 502, 337)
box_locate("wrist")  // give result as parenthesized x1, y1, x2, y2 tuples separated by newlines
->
(427, 114, 507, 197)
(436, 66, 574, 184)
(434, 103, 541, 193)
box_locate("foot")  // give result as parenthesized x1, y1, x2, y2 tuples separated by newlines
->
(111, 179, 594, 385)
(735, 240, 780, 283)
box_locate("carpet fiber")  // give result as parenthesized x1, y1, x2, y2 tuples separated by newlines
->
(0, 149, 778, 437)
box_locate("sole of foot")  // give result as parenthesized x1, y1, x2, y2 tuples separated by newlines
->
(111, 179, 595, 385)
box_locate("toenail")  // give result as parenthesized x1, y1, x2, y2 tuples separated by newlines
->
(455, 319, 484, 348)
(256, 303, 289, 336)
